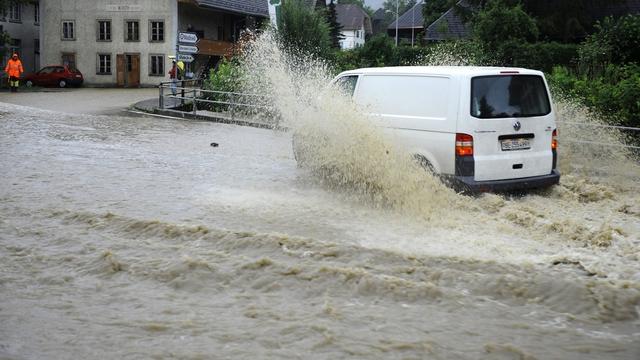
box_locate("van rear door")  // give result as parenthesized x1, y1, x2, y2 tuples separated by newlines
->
(464, 74, 555, 182)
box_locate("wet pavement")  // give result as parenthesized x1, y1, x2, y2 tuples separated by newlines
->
(0, 102, 639, 359)
(0, 88, 158, 115)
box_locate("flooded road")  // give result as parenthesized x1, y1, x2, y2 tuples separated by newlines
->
(1, 103, 639, 359)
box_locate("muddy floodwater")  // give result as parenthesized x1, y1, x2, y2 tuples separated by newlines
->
(1, 103, 639, 359)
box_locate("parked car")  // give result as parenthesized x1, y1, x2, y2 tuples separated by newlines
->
(295, 66, 560, 193)
(22, 65, 83, 88)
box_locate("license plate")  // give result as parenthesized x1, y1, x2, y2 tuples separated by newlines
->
(501, 138, 531, 151)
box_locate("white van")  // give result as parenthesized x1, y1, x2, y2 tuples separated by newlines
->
(331, 66, 560, 192)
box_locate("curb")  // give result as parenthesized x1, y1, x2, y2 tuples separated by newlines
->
(132, 100, 286, 131)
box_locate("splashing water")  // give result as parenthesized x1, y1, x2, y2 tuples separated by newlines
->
(1, 31, 640, 360)
(238, 31, 462, 221)
(231, 30, 640, 277)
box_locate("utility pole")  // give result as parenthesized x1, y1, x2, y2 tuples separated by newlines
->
(386, 0, 400, 46)
(395, 0, 399, 46)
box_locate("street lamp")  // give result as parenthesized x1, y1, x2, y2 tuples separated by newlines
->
(385, 0, 399, 46)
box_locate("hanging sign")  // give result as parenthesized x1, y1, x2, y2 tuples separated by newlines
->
(178, 32, 198, 44)
(178, 45, 198, 54)
(177, 54, 194, 63)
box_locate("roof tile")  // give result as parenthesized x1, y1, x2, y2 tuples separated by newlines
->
(194, 0, 268, 17)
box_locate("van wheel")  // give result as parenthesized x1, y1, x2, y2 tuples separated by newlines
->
(414, 155, 436, 174)
(58, 80, 67, 88)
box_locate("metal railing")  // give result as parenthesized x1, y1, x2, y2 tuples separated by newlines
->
(556, 121, 640, 150)
(158, 79, 202, 110)
(157, 83, 640, 151)
(158, 80, 275, 125)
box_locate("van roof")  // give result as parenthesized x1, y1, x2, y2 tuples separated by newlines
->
(337, 66, 543, 77)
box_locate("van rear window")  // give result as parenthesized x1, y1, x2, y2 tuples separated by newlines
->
(471, 75, 551, 118)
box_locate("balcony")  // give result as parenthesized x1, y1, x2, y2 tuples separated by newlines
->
(197, 39, 235, 57)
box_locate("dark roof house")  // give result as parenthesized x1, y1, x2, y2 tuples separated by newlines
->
(193, 0, 269, 17)
(336, 4, 373, 33)
(424, 1, 472, 41)
(388, 2, 424, 31)
(388, 0, 471, 43)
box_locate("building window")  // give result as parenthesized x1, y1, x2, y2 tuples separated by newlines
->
(97, 20, 111, 41)
(149, 20, 164, 42)
(8, 2, 21, 22)
(61, 52, 76, 70)
(125, 20, 139, 41)
(34, 2, 39, 24)
(62, 20, 75, 40)
(149, 54, 164, 76)
(97, 54, 111, 75)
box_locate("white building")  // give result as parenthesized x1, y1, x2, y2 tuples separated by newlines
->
(1, 0, 41, 74)
(336, 3, 371, 50)
(41, 0, 267, 87)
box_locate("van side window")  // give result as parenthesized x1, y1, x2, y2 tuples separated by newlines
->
(335, 75, 358, 96)
(471, 75, 551, 118)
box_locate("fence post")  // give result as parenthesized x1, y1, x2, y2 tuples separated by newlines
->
(180, 80, 185, 106)
(159, 84, 164, 109)
(192, 89, 197, 115)
(230, 93, 235, 121)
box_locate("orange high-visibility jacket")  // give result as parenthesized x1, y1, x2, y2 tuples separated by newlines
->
(5, 58, 24, 78)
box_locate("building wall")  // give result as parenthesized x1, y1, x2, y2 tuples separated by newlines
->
(340, 27, 366, 50)
(1, 0, 41, 74)
(41, 0, 176, 86)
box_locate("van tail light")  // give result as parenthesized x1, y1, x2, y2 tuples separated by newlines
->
(551, 129, 558, 150)
(455, 133, 474, 156)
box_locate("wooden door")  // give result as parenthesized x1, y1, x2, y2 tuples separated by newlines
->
(126, 54, 140, 87)
(116, 54, 125, 87)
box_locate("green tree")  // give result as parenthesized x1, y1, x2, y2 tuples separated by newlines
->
(326, 0, 343, 49)
(464, 0, 626, 42)
(277, 0, 332, 58)
(315, 0, 326, 12)
(578, 15, 640, 76)
(473, 0, 538, 46)
(422, 0, 453, 28)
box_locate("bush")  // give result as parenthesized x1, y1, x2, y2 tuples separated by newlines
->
(548, 64, 640, 129)
(473, 0, 539, 47)
(579, 15, 640, 76)
(277, 0, 332, 60)
(202, 59, 242, 111)
(501, 42, 578, 72)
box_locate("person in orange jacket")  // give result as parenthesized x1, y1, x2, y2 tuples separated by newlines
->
(5, 53, 24, 93)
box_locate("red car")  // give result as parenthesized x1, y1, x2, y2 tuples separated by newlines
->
(22, 65, 83, 88)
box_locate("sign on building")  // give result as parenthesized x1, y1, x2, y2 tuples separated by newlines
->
(178, 32, 198, 44)
(106, 5, 142, 12)
(177, 54, 194, 63)
(178, 45, 198, 54)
